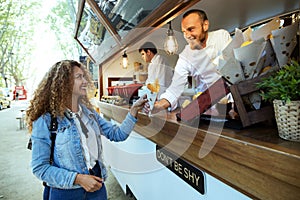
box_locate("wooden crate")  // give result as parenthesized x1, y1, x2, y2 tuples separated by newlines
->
(176, 75, 274, 128)
(229, 73, 274, 127)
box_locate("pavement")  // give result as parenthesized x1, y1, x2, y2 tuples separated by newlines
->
(0, 100, 135, 200)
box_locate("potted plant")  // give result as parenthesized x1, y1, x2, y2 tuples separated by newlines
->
(257, 60, 300, 142)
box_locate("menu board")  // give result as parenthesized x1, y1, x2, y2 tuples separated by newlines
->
(93, 0, 164, 38)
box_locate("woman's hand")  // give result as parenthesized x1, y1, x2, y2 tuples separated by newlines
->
(130, 94, 148, 118)
(74, 174, 103, 192)
(143, 98, 170, 115)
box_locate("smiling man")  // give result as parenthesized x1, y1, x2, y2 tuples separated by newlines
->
(150, 9, 232, 112)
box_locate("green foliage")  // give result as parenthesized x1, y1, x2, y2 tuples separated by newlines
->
(45, 0, 81, 58)
(1, 0, 79, 87)
(0, 0, 41, 86)
(257, 60, 300, 103)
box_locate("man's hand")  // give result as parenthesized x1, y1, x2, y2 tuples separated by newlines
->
(74, 174, 103, 192)
(143, 98, 171, 115)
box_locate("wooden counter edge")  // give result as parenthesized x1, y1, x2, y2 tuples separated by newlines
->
(98, 102, 300, 200)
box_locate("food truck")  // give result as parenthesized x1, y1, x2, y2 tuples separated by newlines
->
(74, 0, 299, 199)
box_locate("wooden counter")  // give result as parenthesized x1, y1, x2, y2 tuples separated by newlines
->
(98, 102, 300, 200)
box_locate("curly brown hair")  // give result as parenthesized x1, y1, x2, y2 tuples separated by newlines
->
(26, 60, 95, 132)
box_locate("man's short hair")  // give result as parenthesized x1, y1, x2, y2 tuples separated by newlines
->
(139, 42, 157, 54)
(183, 9, 208, 22)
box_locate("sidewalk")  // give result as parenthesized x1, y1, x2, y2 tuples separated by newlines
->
(0, 100, 134, 200)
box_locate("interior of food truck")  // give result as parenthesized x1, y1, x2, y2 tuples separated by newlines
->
(73, 0, 299, 199)
(75, 0, 299, 100)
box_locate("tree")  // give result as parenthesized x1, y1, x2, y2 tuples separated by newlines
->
(45, 0, 81, 58)
(0, 0, 41, 87)
(1, 0, 83, 89)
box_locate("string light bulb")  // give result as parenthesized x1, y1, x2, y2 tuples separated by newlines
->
(164, 21, 178, 55)
(122, 51, 128, 69)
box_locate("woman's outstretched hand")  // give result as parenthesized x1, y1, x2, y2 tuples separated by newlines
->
(130, 94, 148, 118)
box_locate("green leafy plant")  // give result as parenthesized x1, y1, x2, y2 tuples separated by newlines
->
(257, 60, 300, 104)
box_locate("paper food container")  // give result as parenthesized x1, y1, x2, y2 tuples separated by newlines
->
(270, 21, 298, 67)
(222, 28, 244, 61)
(219, 57, 245, 84)
(251, 17, 281, 41)
(234, 38, 266, 79)
(243, 27, 252, 42)
(261, 39, 277, 68)
(138, 88, 147, 98)
(146, 89, 158, 116)
(146, 89, 157, 109)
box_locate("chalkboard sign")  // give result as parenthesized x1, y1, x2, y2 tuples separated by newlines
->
(156, 145, 205, 194)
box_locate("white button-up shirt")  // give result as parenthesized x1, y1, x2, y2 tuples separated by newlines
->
(160, 29, 232, 110)
(72, 106, 99, 169)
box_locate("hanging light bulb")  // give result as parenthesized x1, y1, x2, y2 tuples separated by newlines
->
(122, 51, 128, 69)
(164, 21, 178, 55)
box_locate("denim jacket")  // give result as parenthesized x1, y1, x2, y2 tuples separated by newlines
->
(31, 105, 137, 189)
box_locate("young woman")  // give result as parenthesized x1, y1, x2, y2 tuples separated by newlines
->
(26, 60, 147, 200)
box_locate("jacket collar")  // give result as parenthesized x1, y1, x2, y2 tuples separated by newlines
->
(64, 104, 95, 121)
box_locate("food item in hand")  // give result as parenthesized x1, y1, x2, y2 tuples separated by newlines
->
(147, 78, 160, 93)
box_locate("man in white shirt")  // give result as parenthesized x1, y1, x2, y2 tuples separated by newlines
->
(139, 42, 173, 98)
(152, 9, 232, 112)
